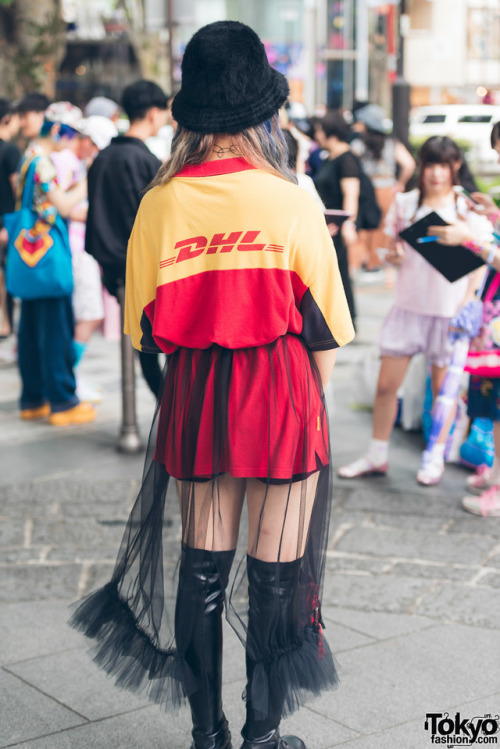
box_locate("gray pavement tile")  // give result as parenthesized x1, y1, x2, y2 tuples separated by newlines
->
(0, 519, 25, 547)
(30, 518, 124, 550)
(368, 511, 454, 532)
(0, 479, 136, 509)
(387, 562, 477, 582)
(321, 719, 428, 748)
(333, 526, 496, 566)
(325, 608, 437, 641)
(415, 582, 500, 628)
(0, 668, 86, 747)
(281, 706, 359, 748)
(82, 562, 116, 594)
(325, 554, 388, 575)
(2, 564, 82, 602)
(0, 601, 82, 665)
(307, 623, 500, 734)
(322, 572, 431, 615)
(321, 618, 375, 653)
(45, 546, 121, 562)
(448, 516, 500, 537)
(487, 554, 500, 568)
(6, 705, 190, 749)
(7, 650, 150, 722)
(0, 547, 45, 564)
(339, 486, 461, 518)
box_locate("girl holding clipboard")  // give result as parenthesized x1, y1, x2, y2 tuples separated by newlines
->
(338, 136, 491, 486)
(428, 123, 500, 515)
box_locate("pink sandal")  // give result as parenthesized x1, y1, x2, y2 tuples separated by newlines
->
(462, 486, 500, 517)
(466, 464, 494, 495)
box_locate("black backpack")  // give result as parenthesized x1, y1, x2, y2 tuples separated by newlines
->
(352, 155, 382, 231)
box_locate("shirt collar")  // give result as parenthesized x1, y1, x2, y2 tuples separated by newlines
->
(175, 157, 256, 178)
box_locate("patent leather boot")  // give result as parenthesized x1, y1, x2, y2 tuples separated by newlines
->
(239, 729, 307, 749)
(192, 717, 232, 749)
(175, 546, 235, 749)
(243, 557, 302, 741)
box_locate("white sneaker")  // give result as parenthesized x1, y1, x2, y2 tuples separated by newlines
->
(76, 375, 103, 404)
(417, 450, 444, 486)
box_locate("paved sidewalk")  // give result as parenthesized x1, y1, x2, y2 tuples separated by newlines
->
(2, 278, 500, 749)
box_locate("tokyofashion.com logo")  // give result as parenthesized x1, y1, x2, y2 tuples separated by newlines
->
(425, 712, 500, 745)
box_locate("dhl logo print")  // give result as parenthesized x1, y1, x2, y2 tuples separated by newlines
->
(159, 231, 284, 268)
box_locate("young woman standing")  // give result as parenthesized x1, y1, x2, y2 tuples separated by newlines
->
(70, 21, 355, 749)
(338, 136, 490, 486)
(427, 122, 500, 515)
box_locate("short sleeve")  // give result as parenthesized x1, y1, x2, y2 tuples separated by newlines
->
(124, 191, 162, 353)
(5, 143, 20, 175)
(290, 194, 355, 350)
(34, 155, 58, 194)
(337, 152, 361, 180)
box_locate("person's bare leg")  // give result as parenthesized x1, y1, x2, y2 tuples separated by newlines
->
(177, 473, 245, 551)
(372, 356, 412, 440)
(338, 355, 411, 478)
(246, 473, 318, 562)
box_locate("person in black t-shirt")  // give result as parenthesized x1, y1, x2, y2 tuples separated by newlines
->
(0, 98, 21, 337)
(85, 80, 168, 398)
(313, 112, 360, 326)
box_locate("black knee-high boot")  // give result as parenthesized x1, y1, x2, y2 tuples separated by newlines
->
(175, 545, 235, 749)
(240, 556, 307, 749)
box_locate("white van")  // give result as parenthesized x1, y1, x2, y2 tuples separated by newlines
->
(409, 105, 500, 174)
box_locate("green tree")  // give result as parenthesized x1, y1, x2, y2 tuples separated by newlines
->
(0, 0, 66, 98)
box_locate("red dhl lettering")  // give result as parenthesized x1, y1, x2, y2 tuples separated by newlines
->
(160, 231, 279, 267)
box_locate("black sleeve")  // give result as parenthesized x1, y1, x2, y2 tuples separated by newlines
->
(5, 143, 21, 175)
(337, 152, 361, 180)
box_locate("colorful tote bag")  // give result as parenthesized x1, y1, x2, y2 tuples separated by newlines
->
(3, 156, 73, 300)
(465, 272, 500, 378)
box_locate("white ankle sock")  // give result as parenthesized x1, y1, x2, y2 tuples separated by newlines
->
(427, 443, 445, 466)
(366, 439, 389, 467)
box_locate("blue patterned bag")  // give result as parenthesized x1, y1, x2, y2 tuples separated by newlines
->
(3, 157, 73, 300)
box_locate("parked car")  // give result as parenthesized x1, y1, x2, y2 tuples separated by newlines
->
(409, 105, 500, 174)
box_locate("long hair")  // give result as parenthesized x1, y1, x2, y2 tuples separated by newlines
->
(416, 136, 462, 211)
(491, 120, 500, 148)
(362, 129, 385, 161)
(149, 114, 296, 189)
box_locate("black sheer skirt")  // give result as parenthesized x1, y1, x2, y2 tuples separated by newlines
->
(69, 333, 339, 717)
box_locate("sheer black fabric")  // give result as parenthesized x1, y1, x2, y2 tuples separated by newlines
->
(69, 333, 339, 718)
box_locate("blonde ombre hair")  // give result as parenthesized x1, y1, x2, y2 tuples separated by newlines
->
(149, 114, 296, 189)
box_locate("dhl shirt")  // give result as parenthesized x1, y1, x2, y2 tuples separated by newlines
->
(124, 157, 355, 354)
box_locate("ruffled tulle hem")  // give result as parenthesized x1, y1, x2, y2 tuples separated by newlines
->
(68, 581, 193, 711)
(248, 626, 339, 718)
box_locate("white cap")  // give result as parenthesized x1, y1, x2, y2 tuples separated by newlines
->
(78, 115, 118, 150)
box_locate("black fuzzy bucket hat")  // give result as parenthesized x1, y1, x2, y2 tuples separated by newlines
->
(171, 21, 289, 134)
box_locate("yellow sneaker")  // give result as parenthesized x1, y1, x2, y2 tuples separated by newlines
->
(49, 402, 96, 427)
(20, 404, 51, 421)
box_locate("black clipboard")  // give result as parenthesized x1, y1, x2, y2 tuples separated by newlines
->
(398, 211, 484, 283)
(324, 209, 352, 228)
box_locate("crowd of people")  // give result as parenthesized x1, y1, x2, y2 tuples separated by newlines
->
(1, 75, 500, 509)
(1, 18, 500, 749)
